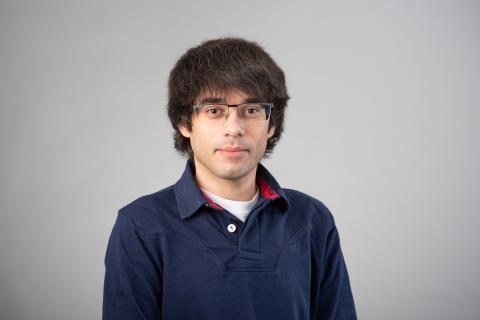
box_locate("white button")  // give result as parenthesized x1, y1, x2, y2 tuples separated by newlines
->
(227, 224, 237, 233)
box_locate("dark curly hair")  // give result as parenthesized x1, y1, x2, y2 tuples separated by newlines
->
(167, 37, 289, 161)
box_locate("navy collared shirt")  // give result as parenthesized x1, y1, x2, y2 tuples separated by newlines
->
(103, 161, 356, 319)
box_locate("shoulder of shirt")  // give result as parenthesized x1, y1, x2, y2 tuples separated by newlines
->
(116, 184, 177, 228)
(282, 188, 335, 229)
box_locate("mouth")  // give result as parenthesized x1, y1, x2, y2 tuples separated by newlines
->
(217, 147, 249, 158)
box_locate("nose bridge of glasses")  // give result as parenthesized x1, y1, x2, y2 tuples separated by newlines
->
(224, 104, 244, 120)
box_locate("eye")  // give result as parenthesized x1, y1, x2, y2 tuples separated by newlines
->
(207, 108, 221, 114)
(241, 104, 262, 118)
(203, 104, 226, 118)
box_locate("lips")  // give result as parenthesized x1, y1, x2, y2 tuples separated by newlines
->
(217, 146, 249, 158)
(219, 147, 248, 152)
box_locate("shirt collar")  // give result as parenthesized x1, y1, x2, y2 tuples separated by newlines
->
(174, 160, 290, 220)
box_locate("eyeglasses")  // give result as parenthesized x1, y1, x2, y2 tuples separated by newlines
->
(192, 102, 273, 126)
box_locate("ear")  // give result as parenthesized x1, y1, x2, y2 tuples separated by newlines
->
(267, 126, 275, 139)
(178, 124, 191, 138)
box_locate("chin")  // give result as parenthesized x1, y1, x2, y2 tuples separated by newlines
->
(216, 164, 250, 180)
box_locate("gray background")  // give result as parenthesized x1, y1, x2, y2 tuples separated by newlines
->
(1, 0, 479, 319)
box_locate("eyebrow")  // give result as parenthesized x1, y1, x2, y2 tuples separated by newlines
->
(197, 96, 263, 104)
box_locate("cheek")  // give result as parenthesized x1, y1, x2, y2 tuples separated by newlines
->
(253, 130, 270, 149)
(190, 136, 203, 153)
(257, 128, 269, 144)
(190, 130, 213, 154)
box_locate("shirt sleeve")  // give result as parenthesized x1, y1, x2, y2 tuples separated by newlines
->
(102, 210, 163, 320)
(311, 223, 357, 320)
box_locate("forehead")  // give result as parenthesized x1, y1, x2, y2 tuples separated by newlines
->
(194, 87, 259, 104)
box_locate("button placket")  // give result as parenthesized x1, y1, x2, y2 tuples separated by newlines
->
(238, 200, 271, 264)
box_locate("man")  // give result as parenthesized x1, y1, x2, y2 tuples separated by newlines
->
(103, 37, 357, 319)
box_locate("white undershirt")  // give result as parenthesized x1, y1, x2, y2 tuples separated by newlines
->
(201, 185, 260, 222)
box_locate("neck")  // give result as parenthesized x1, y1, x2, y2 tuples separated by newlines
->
(192, 159, 258, 201)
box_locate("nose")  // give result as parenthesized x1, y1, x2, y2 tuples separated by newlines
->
(223, 106, 245, 136)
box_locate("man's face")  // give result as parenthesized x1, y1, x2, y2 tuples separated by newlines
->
(178, 89, 275, 182)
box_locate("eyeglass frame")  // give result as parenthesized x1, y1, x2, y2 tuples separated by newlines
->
(191, 102, 274, 122)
